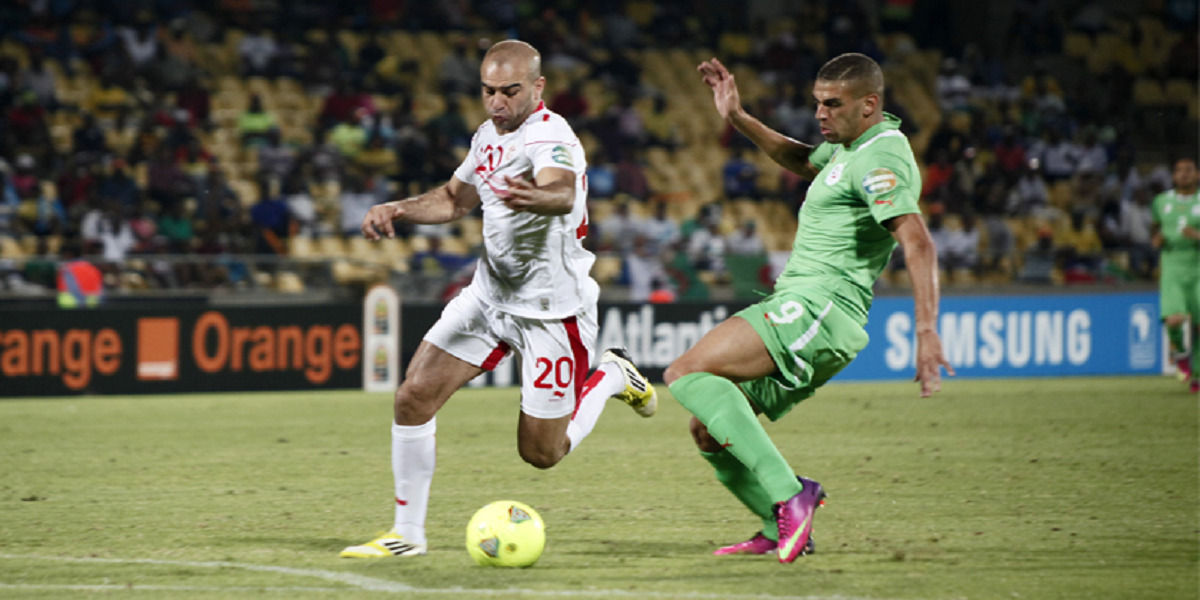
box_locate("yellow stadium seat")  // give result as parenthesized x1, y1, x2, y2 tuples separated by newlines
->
(1132, 78, 1166, 106)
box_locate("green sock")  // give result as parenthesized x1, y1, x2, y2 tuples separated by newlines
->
(671, 372, 802, 503)
(1167, 324, 1186, 356)
(701, 449, 778, 540)
(1193, 325, 1199, 378)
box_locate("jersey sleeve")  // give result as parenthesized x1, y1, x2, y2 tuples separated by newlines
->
(453, 130, 481, 185)
(808, 142, 837, 171)
(1150, 193, 1165, 226)
(525, 118, 581, 175)
(855, 144, 921, 224)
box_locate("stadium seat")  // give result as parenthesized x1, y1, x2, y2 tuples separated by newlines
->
(1132, 78, 1166, 106)
(591, 254, 624, 284)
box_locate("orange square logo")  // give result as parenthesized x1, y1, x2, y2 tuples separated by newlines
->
(137, 318, 179, 380)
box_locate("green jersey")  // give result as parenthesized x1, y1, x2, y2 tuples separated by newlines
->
(773, 113, 922, 325)
(1151, 189, 1200, 269)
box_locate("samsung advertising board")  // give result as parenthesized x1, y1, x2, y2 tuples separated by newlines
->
(839, 291, 1161, 380)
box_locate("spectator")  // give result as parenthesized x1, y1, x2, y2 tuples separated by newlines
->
(72, 113, 108, 157)
(117, 20, 159, 72)
(239, 27, 279, 77)
(550, 80, 589, 123)
(0, 167, 20, 236)
(410, 235, 472, 276)
(425, 97, 470, 149)
(157, 201, 194, 253)
(10, 154, 41, 199)
(356, 31, 386, 84)
(96, 158, 139, 209)
(687, 219, 728, 276)
(993, 128, 1026, 177)
(626, 234, 669, 302)
(1075, 129, 1108, 175)
(641, 202, 679, 254)
(1120, 185, 1156, 277)
(16, 181, 66, 237)
(7, 90, 49, 147)
(329, 110, 368, 158)
(942, 213, 981, 272)
(319, 80, 375, 130)
(722, 147, 759, 198)
(194, 162, 240, 229)
(935, 58, 971, 111)
(238, 94, 278, 148)
(1017, 226, 1057, 283)
(597, 201, 640, 254)
(1008, 162, 1049, 214)
(249, 183, 292, 254)
(175, 77, 211, 127)
(20, 53, 57, 107)
(338, 175, 379, 236)
(615, 151, 650, 198)
(257, 129, 297, 181)
(438, 38, 478, 95)
(727, 220, 765, 256)
(355, 134, 399, 179)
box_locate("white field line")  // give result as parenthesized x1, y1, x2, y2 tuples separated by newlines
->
(0, 553, 935, 600)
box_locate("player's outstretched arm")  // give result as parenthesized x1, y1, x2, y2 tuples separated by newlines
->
(697, 58, 818, 180)
(501, 167, 574, 215)
(887, 213, 955, 396)
(361, 177, 481, 239)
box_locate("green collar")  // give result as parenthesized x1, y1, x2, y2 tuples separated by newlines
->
(846, 112, 903, 151)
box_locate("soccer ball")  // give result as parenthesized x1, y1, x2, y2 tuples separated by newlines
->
(465, 500, 546, 567)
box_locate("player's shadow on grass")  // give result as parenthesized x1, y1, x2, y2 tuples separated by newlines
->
(227, 536, 353, 552)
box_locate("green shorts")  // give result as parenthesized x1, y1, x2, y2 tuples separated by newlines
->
(735, 290, 869, 422)
(1160, 261, 1199, 318)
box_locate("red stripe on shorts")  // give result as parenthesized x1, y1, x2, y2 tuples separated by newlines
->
(561, 316, 590, 418)
(480, 341, 510, 371)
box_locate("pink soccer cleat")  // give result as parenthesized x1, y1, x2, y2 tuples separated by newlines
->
(774, 476, 824, 563)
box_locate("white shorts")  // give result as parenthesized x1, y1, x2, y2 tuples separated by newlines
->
(423, 286, 598, 419)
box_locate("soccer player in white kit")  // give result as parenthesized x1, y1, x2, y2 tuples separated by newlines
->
(342, 40, 657, 558)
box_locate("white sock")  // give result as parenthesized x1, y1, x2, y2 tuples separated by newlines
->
(566, 362, 624, 452)
(391, 418, 436, 546)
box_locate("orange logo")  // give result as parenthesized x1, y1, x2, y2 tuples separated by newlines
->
(137, 318, 179, 380)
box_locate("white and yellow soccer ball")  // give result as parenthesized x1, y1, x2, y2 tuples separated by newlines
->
(465, 500, 546, 567)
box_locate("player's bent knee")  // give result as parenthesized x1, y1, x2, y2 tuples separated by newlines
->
(393, 383, 440, 425)
(518, 443, 563, 470)
(689, 416, 723, 452)
(663, 361, 695, 386)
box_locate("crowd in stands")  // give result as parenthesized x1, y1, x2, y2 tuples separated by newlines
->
(0, 1, 1194, 302)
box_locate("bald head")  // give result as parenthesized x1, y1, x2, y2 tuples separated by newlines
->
(483, 39, 542, 82)
(480, 39, 546, 133)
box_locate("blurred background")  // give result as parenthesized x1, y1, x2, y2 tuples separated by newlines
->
(0, 0, 1195, 306)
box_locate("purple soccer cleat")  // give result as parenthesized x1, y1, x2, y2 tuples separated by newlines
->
(712, 531, 817, 556)
(713, 531, 778, 555)
(774, 476, 825, 563)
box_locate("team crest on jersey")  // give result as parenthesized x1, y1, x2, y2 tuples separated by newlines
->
(551, 145, 573, 167)
(862, 168, 897, 195)
(824, 163, 846, 186)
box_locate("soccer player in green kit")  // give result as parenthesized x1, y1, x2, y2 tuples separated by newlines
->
(665, 53, 954, 563)
(1151, 157, 1200, 393)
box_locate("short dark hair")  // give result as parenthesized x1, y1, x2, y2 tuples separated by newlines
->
(816, 53, 884, 97)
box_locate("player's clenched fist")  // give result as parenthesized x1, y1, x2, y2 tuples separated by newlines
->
(361, 202, 403, 240)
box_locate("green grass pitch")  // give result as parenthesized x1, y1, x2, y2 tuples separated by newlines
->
(1, 376, 1196, 599)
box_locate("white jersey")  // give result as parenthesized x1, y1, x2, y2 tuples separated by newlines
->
(453, 102, 598, 319)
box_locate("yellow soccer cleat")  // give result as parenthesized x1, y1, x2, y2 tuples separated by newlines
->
(602, 347, 657, 417)
(339, 532, 427, 558)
